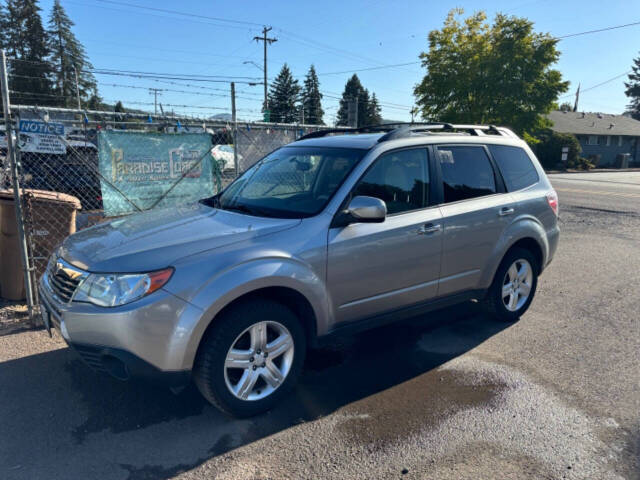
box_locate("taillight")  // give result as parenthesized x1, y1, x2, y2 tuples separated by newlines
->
(546, 190, 559, 216)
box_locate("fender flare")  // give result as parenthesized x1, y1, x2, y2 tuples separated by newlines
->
(177, 257, 330, 370)
(478, 215, 549, 289)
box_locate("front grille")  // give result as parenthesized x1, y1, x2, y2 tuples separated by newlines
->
(46, 256, 87, 303)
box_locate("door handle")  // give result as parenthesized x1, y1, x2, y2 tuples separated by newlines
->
(418, 223, 442, 234)
(499, 207, 515, 216)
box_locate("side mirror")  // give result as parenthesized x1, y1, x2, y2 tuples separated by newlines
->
(346, 196, 387, 223)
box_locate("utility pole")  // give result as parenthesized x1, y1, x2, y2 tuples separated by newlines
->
(354, 98, 358, 128)
(253, 26, 277, 113)
(149, 88, 162, 115)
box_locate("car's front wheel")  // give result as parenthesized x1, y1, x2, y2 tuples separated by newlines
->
(193, 299, 306, 417)
(483, 247, 539, 322)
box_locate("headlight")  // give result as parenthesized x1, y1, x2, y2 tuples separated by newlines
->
(73, 268, 173, 307)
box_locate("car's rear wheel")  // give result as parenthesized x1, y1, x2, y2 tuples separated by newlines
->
(483, 247, 539, 322)
(193, 299, 306, 417)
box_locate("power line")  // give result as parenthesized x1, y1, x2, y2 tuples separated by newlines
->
(137, 78, 263, 97)
(317, 61, 420, 76)
(92, 0, 263, 27)
(557, 21, 640, 39)
(9, 90, 69, 98)
(89, 67, 261, 81)
(90, 70, 263, 85)
(104, 99, 230, 111)
(81, 0, 389, 69)
(559, 71, 631, 99)
(67, 0, 262, 32)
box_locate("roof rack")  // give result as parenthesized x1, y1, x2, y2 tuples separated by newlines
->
(296, 124, 398, 141)
(297, 122, 517, 143)
(376, 123, 518, 142)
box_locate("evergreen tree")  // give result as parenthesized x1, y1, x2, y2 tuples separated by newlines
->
(47, 0, 97, 108)
(267, 64, 300, 123)
(625, 52, 640, 120)
(114, 100, 125, 112)
(558, 101, 573, 112)
(5, 0, 55, 105)
(0, 3, 9, 50)
(87, 91, 103, 110)
(336, 74, 374, 127)
(366, 92, 382, 125)
(301, 65, 323, 124)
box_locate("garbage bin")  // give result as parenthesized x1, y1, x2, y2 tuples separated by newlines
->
(614, 153, 630, 169)
(0, 191, 24, 300)
(0, 190, 81, 300)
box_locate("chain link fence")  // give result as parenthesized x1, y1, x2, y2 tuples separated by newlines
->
(1, 85, 348, 320)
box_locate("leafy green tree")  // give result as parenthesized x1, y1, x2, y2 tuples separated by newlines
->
(114, 100, 125, 112)
(414, 9, 569, 136)
(5, 0, 56, 105)
(47, 0, 97, 108)
(367, 93, 382, 125)
(268, 64, 300, 123)
(337, 74, 373, 127)
(301, 65, 324, 124)
(625, 52, 640, 120)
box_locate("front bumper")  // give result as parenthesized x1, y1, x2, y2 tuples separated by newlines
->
(66, 341, 190, 388)
(39, 273, 201, 383)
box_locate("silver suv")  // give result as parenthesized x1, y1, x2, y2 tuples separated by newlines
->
(40, 124, 559, 417)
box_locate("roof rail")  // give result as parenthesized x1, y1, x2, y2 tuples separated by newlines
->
(296, 123, 400, 141)
(377, 123, 516, 142)
(296, 122, 517, 143)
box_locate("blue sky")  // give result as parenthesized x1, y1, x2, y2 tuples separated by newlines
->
(37, 0, 640, 123)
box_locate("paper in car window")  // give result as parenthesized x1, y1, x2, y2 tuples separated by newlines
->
(438, 149, 455, 164)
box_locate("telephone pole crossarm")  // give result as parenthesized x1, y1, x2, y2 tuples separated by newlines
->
(253, 26, 277, 113)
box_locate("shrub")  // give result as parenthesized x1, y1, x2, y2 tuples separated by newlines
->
(532, 130, 582, 170)
(567, 156, 594, 170)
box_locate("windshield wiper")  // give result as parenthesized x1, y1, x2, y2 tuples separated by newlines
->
(221, 203, 270, 217)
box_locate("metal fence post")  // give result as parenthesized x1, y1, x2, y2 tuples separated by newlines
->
(0, 50, 35, 320)
(231, 82, 238, 177)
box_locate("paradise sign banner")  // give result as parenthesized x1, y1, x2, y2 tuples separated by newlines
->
(98, 130, 221, 216)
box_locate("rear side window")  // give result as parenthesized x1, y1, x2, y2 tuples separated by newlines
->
(353, 148, 429, 215)
(437, 146, 496, 203)
(489, 145, 539, 192)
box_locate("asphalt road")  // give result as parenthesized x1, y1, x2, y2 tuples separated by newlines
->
(1, 171, 639, 480)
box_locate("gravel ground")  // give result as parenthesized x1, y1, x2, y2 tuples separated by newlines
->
(0, 298, 29, 334)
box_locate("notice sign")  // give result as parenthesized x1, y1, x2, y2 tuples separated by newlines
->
(98, 130, 217, 216)
(18, 120, 66, 154)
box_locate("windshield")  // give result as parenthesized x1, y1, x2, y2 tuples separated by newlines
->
(214, 146, 366, 218)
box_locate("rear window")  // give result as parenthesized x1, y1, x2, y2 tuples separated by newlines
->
(489, 145, 539, 192)
(437, 146, 497, 203)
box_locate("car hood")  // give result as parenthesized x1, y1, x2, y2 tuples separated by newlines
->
(59, 202, 300, 272)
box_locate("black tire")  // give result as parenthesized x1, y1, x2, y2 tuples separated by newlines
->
(483, 247, 539, 322)
(193, 298, 306, 417)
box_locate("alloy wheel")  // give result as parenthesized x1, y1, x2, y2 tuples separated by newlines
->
(501, 258, 533, 312)
(223, 320, 295, 401)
